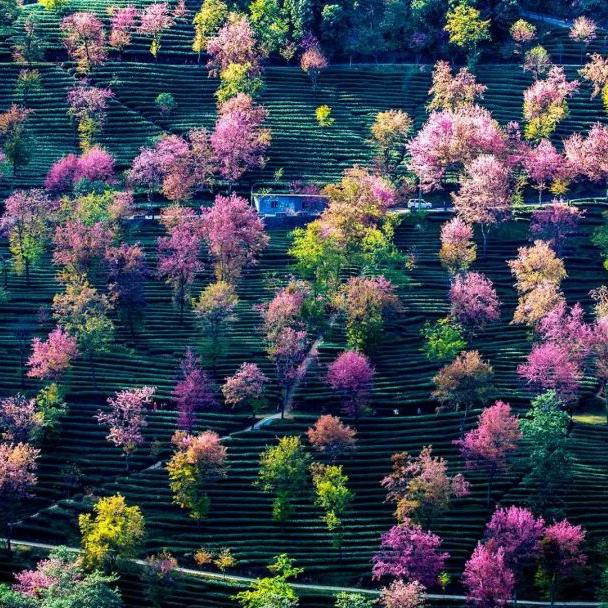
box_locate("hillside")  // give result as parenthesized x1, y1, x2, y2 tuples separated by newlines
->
(2, 1, 608, 607)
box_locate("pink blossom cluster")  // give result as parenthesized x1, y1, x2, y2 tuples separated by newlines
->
(449, 271, 500, 330)
(523, 67, 579, 122)
(200, 193, 269, 282)
(173, 348, 217, 432)
(206, 14, 260, 76)
(0, 394, 41, 443)
(259, 281, 310, 338)
(0, 189, 55, 235)
(440, 216, 473, 246)
(157, 206, 204, 307)
(27, 327, 78, 380)
(326, 350, 374, 417)
(138, 2, 175, 36)
(306, 414, 357, 459)
(569, 16, 597, 45)
(464, 506, 585, 607)
(45, 147, 116, 194)
(211, 94, 270, 182)
(529, 201, 584, 251)
(455, 401, 521, 472)
(222, 362, 268, 408)
(53, 219, 115, 274)
(61, 12, 107, 71)
(565, 124, 608, 192)
(108, 5, 139, 50)
(0, 442, 39, 500)
(408, 106, 507, 191)
(97, 386, 155, 454)
(372, 520, 449, 587)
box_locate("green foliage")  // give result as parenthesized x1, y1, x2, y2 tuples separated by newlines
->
(316, 105, 335, 127)
(598, 560, 608, 607)
(38, 0, 69, 11)
(217, 62, 264, 103)
(257, 436, 311, 522)
(155, 92, 177, 116)
(2, 117, 32, 175)
(310, 463, 353, 548)
(524, 102, 567, 143)
(334, 592, 375, 608)
(12, 16, 47, 65)
(66, 190, 118, 226)
(445, 2, 491, 66)
(360, 219, 411, 286)
(7, 213, 47, 278)
(52, 281, 115, 362)
(593, 213, 608, 271)
(520, 390, 572, 511)
(0, 0, 20, 27)
(2, 547, 123, 608)
(0, 585, 34, 608)
(421, 317, 467, 361)
(167, 453, 210, 520)
(236, 554, 302, 608)
(193, 0, 228, 55)
(250, 0, 289, 54)
(14, 69, 43, 106)
(289, 222, 346, 294)
(36, 382, 68, 437)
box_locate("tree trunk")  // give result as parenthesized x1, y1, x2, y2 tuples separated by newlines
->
(25, 259, 30, 287)
(550, 573, 557, 608)
(4, 521, 12, 556)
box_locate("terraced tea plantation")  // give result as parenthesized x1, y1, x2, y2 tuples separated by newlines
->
(3, 1, 608, 607)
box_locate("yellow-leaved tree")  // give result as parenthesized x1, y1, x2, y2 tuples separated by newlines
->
(79, 494, 145, 569)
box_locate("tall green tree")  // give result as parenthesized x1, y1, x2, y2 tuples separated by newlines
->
(520, 390, 572, 512)
(256, 436, 310, 522)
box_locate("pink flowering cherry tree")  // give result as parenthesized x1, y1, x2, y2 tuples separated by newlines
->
(157, 206, 203, 321)
(222, 362, 268, 422)
(449, 272, 500, 332)
(485, 505, 545, 574)
(452, 154, 512, 251)
(200, 193, 269, 283)
(529, 201, 584, 254)
(326, 350, 374, 419)
(138, 2, 175, 60)
(172, 348, 217, 432)
(108, 5, 138, 58)
(0, 442, 39, 553)
(539, 520, 587, 605)
(60, 12, 107, 73)
(517, 342, 583, 403)
(97, 386, 156, 472)
(455, 401, 521, 505)
(463, 543, 514, 608)
(306, 414, 357, 461)
(27, 327, 78, 381)
(211, 93, 270, 185)
(372, 521, 449, 588)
